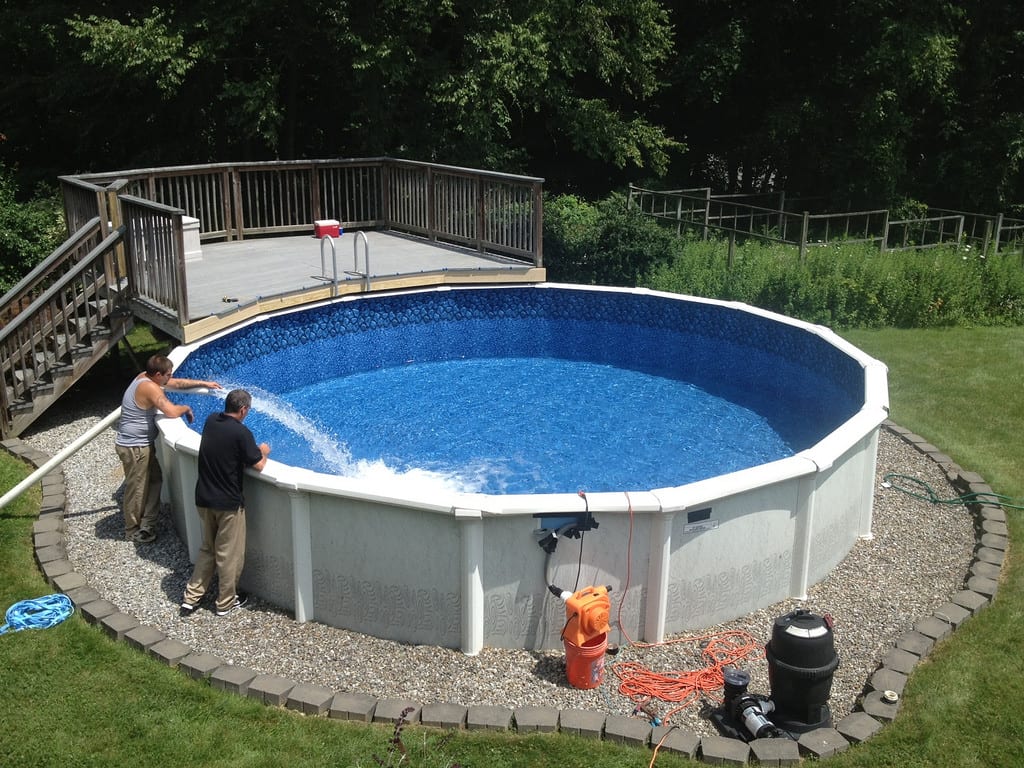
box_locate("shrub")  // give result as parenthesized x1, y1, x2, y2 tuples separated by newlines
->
(543, 193, 682, 286)
(0, 165, 64, 294)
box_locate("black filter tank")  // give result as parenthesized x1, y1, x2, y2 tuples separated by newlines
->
(765, 609, 840, 733)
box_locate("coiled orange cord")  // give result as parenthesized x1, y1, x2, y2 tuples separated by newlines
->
(613, 493, 763, 726)
(611, 629, 763, 721)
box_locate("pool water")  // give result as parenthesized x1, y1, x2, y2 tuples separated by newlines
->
(180, 355, 792, 495)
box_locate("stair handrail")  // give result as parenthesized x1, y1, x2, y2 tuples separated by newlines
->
(0, 225, 126, 348)
(0, 217, 105, 319)
(0, 407, 121, 510)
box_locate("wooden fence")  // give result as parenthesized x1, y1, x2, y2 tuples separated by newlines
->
(628, 185, 1024, 260)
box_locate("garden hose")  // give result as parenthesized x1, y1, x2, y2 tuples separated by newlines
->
(882, 473, 1024, 511)
(0, 593, 74, 635)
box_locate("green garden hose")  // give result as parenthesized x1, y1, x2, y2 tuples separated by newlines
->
(882, 473, 1024, 511)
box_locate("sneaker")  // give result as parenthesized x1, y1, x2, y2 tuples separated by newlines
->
(134, 529, 156, 544)
(215, 593, 248, 617)
(179, 601, 198, 618)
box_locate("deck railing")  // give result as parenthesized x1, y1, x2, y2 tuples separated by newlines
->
(65, 158, 544, 265)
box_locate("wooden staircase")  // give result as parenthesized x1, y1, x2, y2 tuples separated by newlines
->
(1, 218, 133, 440)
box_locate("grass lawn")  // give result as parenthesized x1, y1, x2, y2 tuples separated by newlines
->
(1, 326, 1021, 767)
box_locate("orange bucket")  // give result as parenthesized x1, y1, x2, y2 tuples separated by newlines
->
(564, 632, 608, 689)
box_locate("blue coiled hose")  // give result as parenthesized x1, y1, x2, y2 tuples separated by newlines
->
(0, 593, 74, 635)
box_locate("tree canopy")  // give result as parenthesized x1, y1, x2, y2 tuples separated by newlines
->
(0, 0, 1022, 210)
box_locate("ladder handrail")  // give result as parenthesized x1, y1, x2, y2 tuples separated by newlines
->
(353, 231, 371, 291)
(318, 235, 339, 297)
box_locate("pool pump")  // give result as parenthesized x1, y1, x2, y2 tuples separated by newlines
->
(714, 609, 840, 741)
(719, 668, 781, 740)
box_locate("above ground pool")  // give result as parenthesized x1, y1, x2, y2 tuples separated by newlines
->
(157, 284, 888, 653)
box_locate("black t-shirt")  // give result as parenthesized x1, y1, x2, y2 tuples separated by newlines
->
(194, 412, 264, 510)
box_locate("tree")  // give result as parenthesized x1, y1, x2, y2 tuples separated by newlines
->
(1, 1, 680, 193)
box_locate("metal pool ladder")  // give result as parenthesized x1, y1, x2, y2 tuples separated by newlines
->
(316, 235, 340, 296)
(345, 231, 371, 291)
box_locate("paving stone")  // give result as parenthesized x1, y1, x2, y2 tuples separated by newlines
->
(975, 546, 1005, 566)
(149, 638, 193, 667)
(210, 664, 257, 695)
(932, 601, 971, 628)
(749, 736, 801, 765)
(33, 530, 62, 548)
(978, 504, 1006, 523)
(967, 575, 998, 597)
(421, 702, 468, 729)
(894, 630, 934, 657)
(513, 705, 558, 733)
(52, 571, 86, 592)
(79, 599, 118, 624)
(124, 624, 166, 652)
(980, 532, 1007, 551)
(603, 714, 651, 746)
(836, 711, 882, 743)
(797, 727, 849, 759)
(179, 652, 225, 680)
(911, 439, 939, 454)
(881, 646, 920, 675)
(699, 734, 751, 764)
(970, 560, 1001, 580)
(285, 683, 334, 716)
(100, 611, 140, 641)
(651, 726, 699, 759)
(64, 585, 101, 605)
(861, 690, 901, 721)
(558, 709, 605, 739)
(467, 705, 513, 731)
(40, 474, 64, 491)
(373, 699, 421, 725)
(41, 558, 72, 579)
(39, 493, 66, 512)
(914, 615, 953, 641)
(32, 517, 62, 534)
(247, 673, 295, 706)
(981, 518, 1008, 537)
(329, 692, 377, 722)
(33, 544, 66, 564)
(951, 589, 990, 614)
(957, 470, 985, 486)
(868, 667, 908, 695)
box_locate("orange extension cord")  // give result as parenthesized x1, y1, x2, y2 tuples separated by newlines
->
(611, 494, 764, 725)
(612, 493, 765, 768)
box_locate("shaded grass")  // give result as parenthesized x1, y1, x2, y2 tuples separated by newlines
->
(1, 325, 1022, 766)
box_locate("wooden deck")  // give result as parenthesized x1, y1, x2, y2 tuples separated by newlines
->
(177, 230, 545, 342)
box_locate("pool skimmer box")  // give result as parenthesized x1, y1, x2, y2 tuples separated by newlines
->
(532, 511, 599, 554)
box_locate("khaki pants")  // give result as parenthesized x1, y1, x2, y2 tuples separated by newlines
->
(184, 505, 247, 612)
(115, 443, 162, 539)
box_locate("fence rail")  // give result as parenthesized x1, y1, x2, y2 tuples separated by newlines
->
(629, 185, 1022, 258)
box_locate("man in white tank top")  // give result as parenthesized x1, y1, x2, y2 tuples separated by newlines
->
(114, 355, 221, 543)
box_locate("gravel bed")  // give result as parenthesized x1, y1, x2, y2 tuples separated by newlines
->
(23, 389, 975, 737)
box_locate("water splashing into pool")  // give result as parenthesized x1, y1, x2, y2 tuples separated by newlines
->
(182, 357, 793, 495)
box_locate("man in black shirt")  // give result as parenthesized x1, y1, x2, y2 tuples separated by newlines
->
(180, 389, 270, 617)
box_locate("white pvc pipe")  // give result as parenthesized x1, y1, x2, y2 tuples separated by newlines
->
(0, 407, 122, 510)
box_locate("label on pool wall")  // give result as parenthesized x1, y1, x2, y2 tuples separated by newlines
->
(684, 519, 719, 534)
